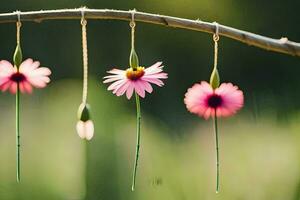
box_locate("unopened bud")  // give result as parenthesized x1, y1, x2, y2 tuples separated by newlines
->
(129, 48, 139, 69)
(77, 103, 91, 122)
(210, 68, 220, 89)
(13, 44, 22, 68)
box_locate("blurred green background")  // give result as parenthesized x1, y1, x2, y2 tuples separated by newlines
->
(0, 0, 300, 199)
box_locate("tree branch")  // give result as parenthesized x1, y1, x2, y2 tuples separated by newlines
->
(0, 8, 299, 57)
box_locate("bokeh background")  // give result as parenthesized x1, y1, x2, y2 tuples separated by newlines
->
(0, 0, 300, 199)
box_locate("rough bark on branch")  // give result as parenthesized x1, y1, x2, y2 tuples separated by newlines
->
(0, 8, 299, 57)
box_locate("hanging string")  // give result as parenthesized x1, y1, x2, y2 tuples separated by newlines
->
(81, 8, 88, 104)
(129, 9, 136, 50)
(213, 22, 219, 71)
(16, 11, 21, 46)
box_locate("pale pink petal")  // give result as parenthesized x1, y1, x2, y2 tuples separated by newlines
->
(143, 73, 168, 79)
(27, 77, 48, 88)
(134, 82, 146, 98)
(32, 67, 51, 76)
(19, 60, 40, 73)
(115, 80, 131, 96)
(141, 77, 164, 86)
(107, 68, 126, 75)
(138, 80, 153, 93)
(18, 58, 33, 71)
(85, 120, 94, 140)
(126, 84, 134, 99)
(76, 120, 94, 140)
(107, 79, 126, 91)
(144, 62, 163, 74)
(0, 60, 14, 76)
(76, 121, 86, 139)
(103, 76, 123, 83)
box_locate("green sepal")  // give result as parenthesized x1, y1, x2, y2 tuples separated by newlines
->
(77, 103, 91, 122)
(210, 68, 220, 89)
(129, 48, 139, 69)
(13, 44, 23, 68)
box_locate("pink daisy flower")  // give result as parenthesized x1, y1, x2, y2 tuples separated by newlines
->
(0, 58, 51, 94)
(184, 81, 244, 119)
(103, 62, 168, 99)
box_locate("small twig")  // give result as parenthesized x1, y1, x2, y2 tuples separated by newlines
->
(0, 8, 299, 57)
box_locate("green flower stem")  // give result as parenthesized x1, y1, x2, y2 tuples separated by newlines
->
(131, 92, 141, 191)
(16, 82, 20, 182)
(213, 109, 220, 193)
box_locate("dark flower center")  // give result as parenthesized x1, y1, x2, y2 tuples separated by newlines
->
(10, 72, 26, 83)
(126, 67, 145, 81)
(207, 94, 223, 108)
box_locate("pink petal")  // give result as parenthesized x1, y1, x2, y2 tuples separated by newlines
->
(215, 83, 244, 115)
(0, 60, 13, 69)
(141, 77, 164, 86)
(107, 79, 126, 91)
(144, 62, 163, 74)
(9, 82, 17, 94)
(203, 108, 213, 119)
(0, 81, 12, 92)
(19, 60, 40, 73)
(138, 80, 153, 93)
(103, 76, 123, 83)
(0, 77, 10, 87)
(27, 77, 49, 88)
(143, 73, 168, 79)
(184, 81, 214, 118)
(76, 121, 86, 139)
(115, 80, 131, 96)
(126, 84, 134, 99)
(134, 81, 145, 98)
(107, 68, 126, 75)
(85, 120, 94, 140)
(19, 58, 33, 71)
(0, 60, 14, 76)
(76, 120, 94, 140)
(20, 81, 33, 94)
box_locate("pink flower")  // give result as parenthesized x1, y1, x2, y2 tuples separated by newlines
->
(0, 58, 51, 94)
(184, 81, 244, 119)
(103, 62, 168, 99)
(76, 120, 94, 140)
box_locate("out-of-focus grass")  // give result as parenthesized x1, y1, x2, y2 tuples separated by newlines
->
(0, 79, 299, 200)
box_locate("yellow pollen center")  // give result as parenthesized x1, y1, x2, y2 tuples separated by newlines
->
(126, 67, 145, 80)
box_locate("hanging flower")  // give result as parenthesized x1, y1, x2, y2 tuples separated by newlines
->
(76, 103, 94, 140)
(184, 81, 244, 119)
(103, 62, 168, 99)
(76, 120, 94, 140)
(0, 58, 51, 94)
